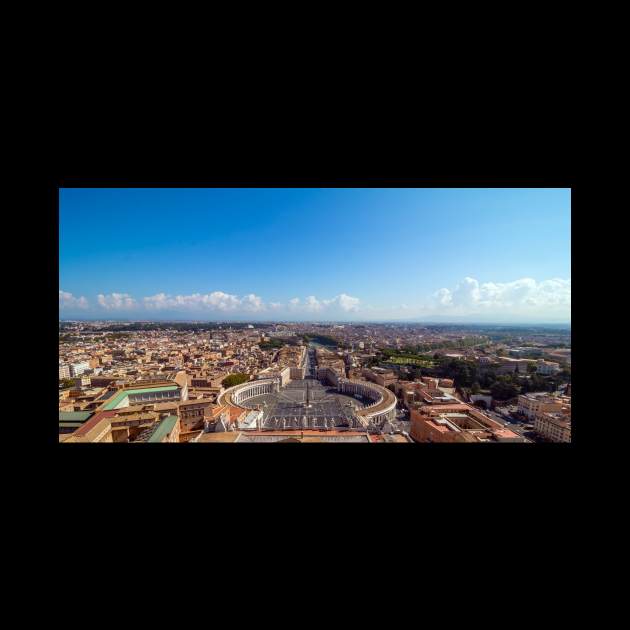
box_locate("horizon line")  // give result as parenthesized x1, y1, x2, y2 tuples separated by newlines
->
(60, 318, 571, 326)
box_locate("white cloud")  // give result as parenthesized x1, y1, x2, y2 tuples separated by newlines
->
(59, 290, 89, 309)
(435, 287, 453, 306)
(286, 294, 361, 314)
(241, 294, 265, 312)
(142, 292, 170, 309)
(61, 281, 568, 322)
(141, 291, 361, 315)
(433, 277, 571, 316)
(89, 291, 361, 315)
(304, 296, 324, 312)
(336, 293, 361, 312)
(143, 291, 266, 312)
(97, 293, 137, 310)
(197, 292, 242, 310)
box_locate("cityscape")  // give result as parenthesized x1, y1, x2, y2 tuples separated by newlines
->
(59, 188, 571, 444)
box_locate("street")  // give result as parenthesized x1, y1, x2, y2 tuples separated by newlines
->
(489, 407, 534, 442)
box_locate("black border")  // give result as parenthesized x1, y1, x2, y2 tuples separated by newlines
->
(48, 176, 576, 505)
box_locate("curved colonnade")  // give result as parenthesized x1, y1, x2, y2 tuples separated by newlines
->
(338, 378, 397, 427)
(218, 378, 279, 409)
(218, 374, 397, 430)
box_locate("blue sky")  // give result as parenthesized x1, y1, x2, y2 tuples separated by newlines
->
(59, 188, 571, 322)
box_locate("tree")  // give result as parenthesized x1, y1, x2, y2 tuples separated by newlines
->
(259, 338, 284, 350)
(222, 373, 250, 388)
(480, 370, 497, 389)
(471, 381, 481, 395)
(527, 363, 537, 374)
(547, 378, 561, 392)
(490, 380, 519, 401)
(528, 373, 548, 393)
(441, 359, 478, 388)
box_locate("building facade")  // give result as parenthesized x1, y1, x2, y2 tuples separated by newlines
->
(517, 394, 569, 420)
(535, 360, 561, 375)
(70, 361, 90, 377)
(534, 411, 571, 442)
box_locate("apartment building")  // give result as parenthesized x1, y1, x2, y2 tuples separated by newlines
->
(535, 360, 561, 375)
(517, 393, 570, 420)
(534, 410, 571, 442)
(497, 358, 533, 375)
(70, 361, 91, 377)
(178, 399, 217, 433)
(362, 367, 397, 387)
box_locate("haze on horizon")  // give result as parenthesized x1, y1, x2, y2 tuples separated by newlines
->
(59, 188, 571, 324)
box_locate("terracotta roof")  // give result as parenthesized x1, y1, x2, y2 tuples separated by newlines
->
(229, 406, 246, 422)
(71, 410, 117, 439)
(425, 420, 453, 433)
(422, 404, 471, 414)
(178, 399, 214, 408)
(196, 432, 241, 443)
(493, 428, 520, 438)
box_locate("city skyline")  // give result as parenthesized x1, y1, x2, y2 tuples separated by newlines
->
(60, 188, 571, 323)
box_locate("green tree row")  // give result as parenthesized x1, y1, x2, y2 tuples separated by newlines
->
(259, 338, 285, 350)
(221, 373, 251, 388)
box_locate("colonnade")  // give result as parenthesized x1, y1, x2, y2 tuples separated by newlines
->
(232, 379, 278, 405)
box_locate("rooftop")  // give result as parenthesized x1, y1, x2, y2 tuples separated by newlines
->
(147, 415, 179, 443)
(493, 428, 521, 439)
(101, 385, 180, 411)
(59, 411, 93, 422)
(66, 410, 118, 441)
(196, 431, 241, 443)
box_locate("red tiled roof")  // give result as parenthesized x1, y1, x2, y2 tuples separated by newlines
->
(494, 428, 520, 438)
(72, 410, 117, 437)
(229, 407, 246, 422)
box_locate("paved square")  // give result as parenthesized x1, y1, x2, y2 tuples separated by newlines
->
(246, 378, 371, 429)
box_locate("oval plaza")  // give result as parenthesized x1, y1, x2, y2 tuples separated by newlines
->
(218, 345, 397, 432)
